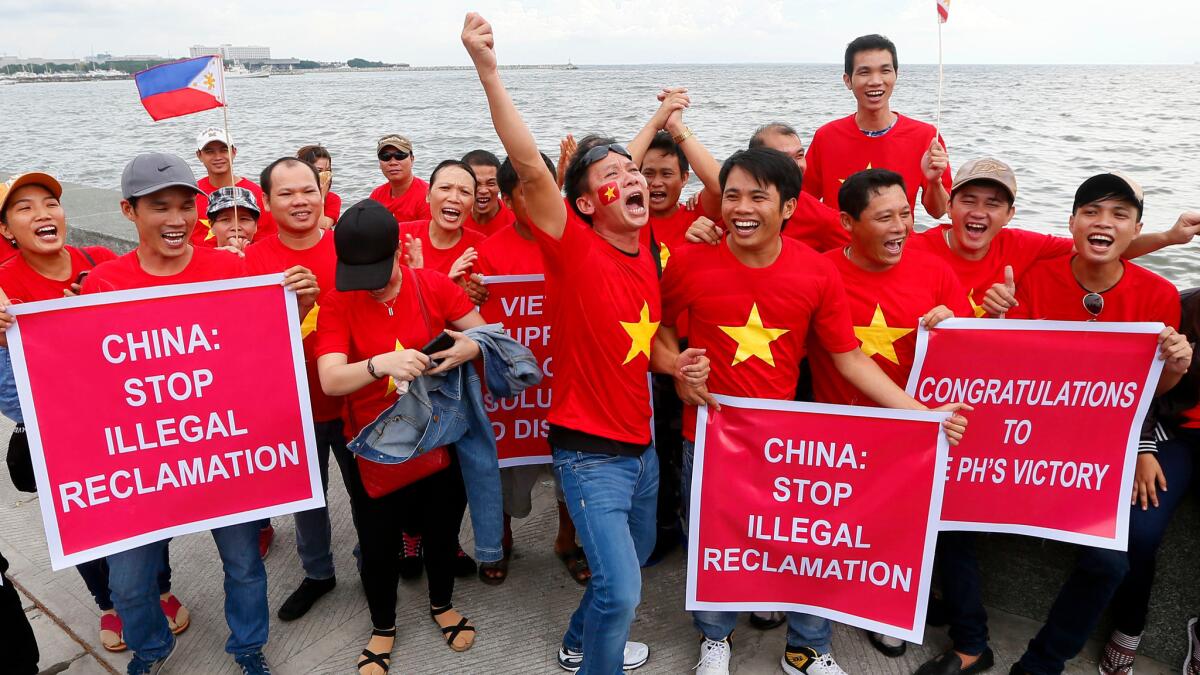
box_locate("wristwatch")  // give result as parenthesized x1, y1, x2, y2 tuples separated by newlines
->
(366, 356, 382, 380)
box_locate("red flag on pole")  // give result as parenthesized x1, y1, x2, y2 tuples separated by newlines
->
(937, 0, 950, 23)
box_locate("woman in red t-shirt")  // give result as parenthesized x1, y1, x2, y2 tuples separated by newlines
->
(315, 200, 488, 673)
(0, 172, 189, 653)
(397, 160, 486, 278)
(298, 144, 341, 229)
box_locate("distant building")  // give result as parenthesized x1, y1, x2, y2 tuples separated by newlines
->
(190, 44, 271, 62)
(0, 57, 85, 67)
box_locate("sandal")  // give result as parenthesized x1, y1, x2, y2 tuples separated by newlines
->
(430, 603, 476, 652)
(357, 626, 396, 674)
(749, 611, 786, 630)
(99, 611, 126, 652)
(160, 593, 190, 635)
(556, 546, 591, 586)
(478, 549, 511, 586)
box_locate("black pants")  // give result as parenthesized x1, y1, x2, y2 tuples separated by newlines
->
(651, 373, 684, 535)
(332, 443, 468, 629)
(75, 546, 172, 612)
(0, 552, 38, 674)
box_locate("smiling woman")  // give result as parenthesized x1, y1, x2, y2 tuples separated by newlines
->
(396, 160, 486, 279)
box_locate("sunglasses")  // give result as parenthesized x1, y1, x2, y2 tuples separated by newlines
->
(578, 143, 632, 170)
(1082, 292, 1104, 321)
(378, 150, 410, 162)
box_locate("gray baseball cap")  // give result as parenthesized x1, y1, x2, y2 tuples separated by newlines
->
(121, 153, 203, 200)
(206, 186, 260, 220)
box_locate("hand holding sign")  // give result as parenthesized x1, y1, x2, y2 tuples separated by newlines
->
(982, 265, 1017, 318)
(932, 402, 972, 446)
(463, 273, 489, 306)
(0, 287, 13, 346)
(281, 265, 319, 320)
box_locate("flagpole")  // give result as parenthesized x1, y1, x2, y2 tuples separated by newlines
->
(935, 16, 944, 137)
(217, 55, 238, 233)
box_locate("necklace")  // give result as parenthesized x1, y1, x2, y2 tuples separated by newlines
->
(383, 296, 398, 316)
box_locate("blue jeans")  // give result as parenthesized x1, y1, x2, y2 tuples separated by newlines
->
(681, 440, 832, 652)
(293, 419, 342, 581)
(108, 521, 268, 660)
(1111, 431, 1198, 635)
(554, 446, 659, 675)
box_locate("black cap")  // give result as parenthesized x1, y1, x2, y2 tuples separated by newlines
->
(1073, 172, 1144, 220)
(334, 199, 399, 291)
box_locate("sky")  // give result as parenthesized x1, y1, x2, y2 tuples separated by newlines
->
(2, 0, 1197, 65)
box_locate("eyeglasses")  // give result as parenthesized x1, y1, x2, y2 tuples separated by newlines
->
(1082, 292, 1104, 321)
(378, 150, 410, 162)
(577, 143, 632, 170)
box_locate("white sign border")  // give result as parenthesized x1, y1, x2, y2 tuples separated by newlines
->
(905, 317, 1165, 550)
(685, 394, 951, 644)
(8, 273, 324, 570)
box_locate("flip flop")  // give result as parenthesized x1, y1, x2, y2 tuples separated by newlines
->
(556, 547, 591, 586)
(160, 593, 190, 635)
(100, 612, 126, 652)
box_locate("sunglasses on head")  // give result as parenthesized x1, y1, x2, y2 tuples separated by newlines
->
(1082, 292, 1104, 321)
(578, 143, 632, 170)
(378, 150, 410, 162)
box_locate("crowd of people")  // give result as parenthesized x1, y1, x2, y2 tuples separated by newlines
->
(0, 11, 1199, 675)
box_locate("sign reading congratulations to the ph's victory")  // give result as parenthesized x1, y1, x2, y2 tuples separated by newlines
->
(8, 276, 323, 569)
(907, 318, 1164, 550)
(687, 396, 950, 643)
(478, 275, 553, 467)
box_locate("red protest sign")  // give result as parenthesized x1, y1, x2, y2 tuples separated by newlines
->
(687, 395, 949, 642)
(478, 275, 553, 467)
(907, 318, 1164, 549)
(8, 276, 323, 570)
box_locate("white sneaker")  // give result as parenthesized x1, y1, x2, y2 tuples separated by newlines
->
(694, 637, 732, 675)
(558, 641, 649, 672)
(781, 646, 848, 675)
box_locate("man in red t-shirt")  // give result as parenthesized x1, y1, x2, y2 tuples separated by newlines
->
(192, 126, 276, 247)
(464, 14, 713, 674)
(909, 157, 1200, 318)
(75, 153, 316, 675)
(461, 149, 516, 238)
(925, 172, 1192, 675)
(804, 35, 952, 219)
(368, 134, 432, 224)
(245, 157, 344, 622)
(660, 149, 968, 675)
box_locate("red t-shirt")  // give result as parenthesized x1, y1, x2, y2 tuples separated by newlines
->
(803, 113, 952, 213)
(909, 225, 1075, 317)
(475, 225, 543, 276)
(662, 238, 860, 440)
(398, 220, 487, 276)
(369, 178, 432, 224)
(785, 192, 850, 252)
(643, 201, 709, 270)
(246, 233, 343, 422)
(465, 201, 517, 239)
(0, 242, 19, 266)
(325, 191, 342, 222)
(193, 176, 277, 247)
(82, 246, 246, 293)
(534, 216, 661, 445)
(1010, 257, 1180, 327)
(314, 267, 474, 437)
(0, 246, 118, 303)
(809, 248, 970, 406)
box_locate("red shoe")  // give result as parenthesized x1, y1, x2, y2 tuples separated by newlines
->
(100, 612, 126, 652)
(159, 594, 190, 635)
(258, 524, 275, 560)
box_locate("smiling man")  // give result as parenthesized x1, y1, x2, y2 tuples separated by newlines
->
(803, 35, 952, 219)
(463, 13, 713, 674)
(368, 134, 432, 224)
(461, 149, 516, 237)
(192, 127, 275, 246)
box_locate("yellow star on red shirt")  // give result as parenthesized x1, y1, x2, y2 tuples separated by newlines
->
(200, 218, 216, 241)
(967, 290, 987, 318)
(718, 303, 790, 366)
(839, 162, 874, 184)
(385, 339, 405, 395)
(301, 304, 320, 339)
(854, 304, 913, 365)
(619, 301, 660, 365)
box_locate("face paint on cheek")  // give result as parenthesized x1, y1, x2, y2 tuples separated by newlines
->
(598, 181, 621, 206)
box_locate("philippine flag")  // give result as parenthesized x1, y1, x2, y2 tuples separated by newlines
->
(134, 56, 225, 121)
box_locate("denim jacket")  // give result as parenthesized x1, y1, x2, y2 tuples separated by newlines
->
(348, 324, 543, 563)
(0, 347, 23, 424)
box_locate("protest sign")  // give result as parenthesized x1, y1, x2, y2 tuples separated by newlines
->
(687, 395, 949, 642)
(8, 275, 322, 570)
(907, 318, 1163, 549)
(478, 274, 553, 467)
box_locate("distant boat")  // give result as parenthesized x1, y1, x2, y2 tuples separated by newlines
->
(565, 58, 578, 71)
(225, 63, 269, 79)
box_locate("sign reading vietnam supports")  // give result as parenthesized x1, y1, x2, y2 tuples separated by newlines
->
(907, 318, 1164, 550)
(687, 395, 949, 643)
(8, 275, 323, 569)
(478, 275, 553, 467)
